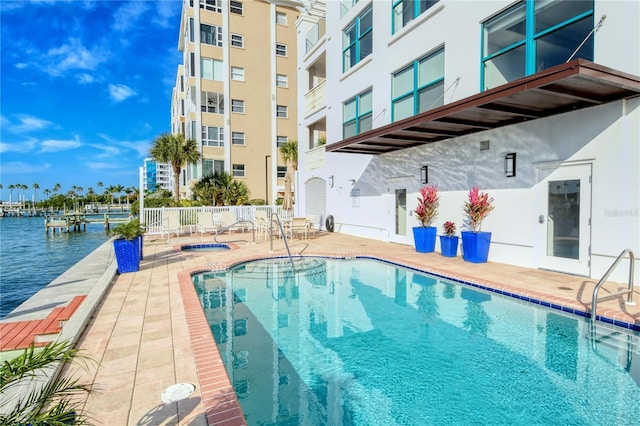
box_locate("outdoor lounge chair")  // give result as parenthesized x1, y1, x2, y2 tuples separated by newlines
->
(218, 211, 245, 234)
(287, 217, 309, 240)
(161, 210, 181, 239)
(197, 211, 217, 236)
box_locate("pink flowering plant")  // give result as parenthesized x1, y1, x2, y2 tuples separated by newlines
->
(463, 186, 495, 232)
(414, 185, 439, 227)
(443, 221, 456, 237)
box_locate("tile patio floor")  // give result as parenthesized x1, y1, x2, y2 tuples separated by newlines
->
(69, 231, 640, 425)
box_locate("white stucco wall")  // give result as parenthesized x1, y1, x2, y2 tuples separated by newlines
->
(297, 0, 639, 283)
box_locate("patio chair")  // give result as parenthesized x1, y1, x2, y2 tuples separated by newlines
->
(287, 217, 309, 240)
(162, 210, 181, 239)
(219, 211, 245, 234)
(197, 211, 217, 236)
(306, 215, 317, 238)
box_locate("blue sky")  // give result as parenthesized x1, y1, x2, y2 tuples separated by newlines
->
(0, 0, 182, 201)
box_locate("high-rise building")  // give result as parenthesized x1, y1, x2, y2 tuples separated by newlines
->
(142, 158, 173, 193)
(172, 0, 300, 203)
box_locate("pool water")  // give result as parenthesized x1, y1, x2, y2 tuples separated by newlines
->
(192, 257, 640, 425)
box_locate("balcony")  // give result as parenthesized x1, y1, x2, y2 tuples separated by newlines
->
(305, 19, 326, 55)
(304, 80, 326, 118)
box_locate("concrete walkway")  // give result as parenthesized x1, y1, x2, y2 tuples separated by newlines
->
(6, 231, 639, 425)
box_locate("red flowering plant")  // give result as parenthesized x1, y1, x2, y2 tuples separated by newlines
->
(414, 185, 439, 227)
(443, 221, 456, 237)
(463, 186, 495, 232)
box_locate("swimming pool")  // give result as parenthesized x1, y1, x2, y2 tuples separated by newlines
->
(192, 257, 640, 425)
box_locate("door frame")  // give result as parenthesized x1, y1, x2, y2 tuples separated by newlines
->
(536, 161, 593, 277)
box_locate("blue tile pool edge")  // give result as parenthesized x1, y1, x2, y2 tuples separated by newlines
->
(191, 254, 640, 334)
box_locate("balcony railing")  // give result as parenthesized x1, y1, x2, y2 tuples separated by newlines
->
(305, 19, 326, 54)
(304, 80, 326, 117)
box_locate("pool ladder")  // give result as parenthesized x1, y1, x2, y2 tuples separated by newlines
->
(269, 213, 295, 271)
(591, 249, 636, 322)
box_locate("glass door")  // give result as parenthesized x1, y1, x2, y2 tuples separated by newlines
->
(539, 164, 591, 276)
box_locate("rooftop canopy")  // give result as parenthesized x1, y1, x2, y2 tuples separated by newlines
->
(326, 59, 640, 155)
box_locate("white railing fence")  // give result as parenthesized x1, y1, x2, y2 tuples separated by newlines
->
(142, 205, 293, 235)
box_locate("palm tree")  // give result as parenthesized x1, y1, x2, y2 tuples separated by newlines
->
(279, 139, 298, 171)
(44, 188, 51, 200)
(32, 183, 40, 205)
(0, 341, 95, 425)
(113, 185, 124, 205)
(149, 133, 200, 202)
(53, 183, 61, 195)
(8, 184, 15, 205)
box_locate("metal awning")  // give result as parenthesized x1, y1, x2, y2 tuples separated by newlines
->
(326, 59, 640, 155)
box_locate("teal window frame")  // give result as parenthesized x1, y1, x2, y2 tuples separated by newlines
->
(391, 47, 444, 122)
(342, 89, 373, 138)
(342, 5, 373, 72)
(391, 0, 439, 34)
(480, 0, 594, 91)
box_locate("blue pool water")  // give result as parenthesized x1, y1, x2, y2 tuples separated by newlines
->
(192, 257, 640, 425)
(181, 243, 230, 252)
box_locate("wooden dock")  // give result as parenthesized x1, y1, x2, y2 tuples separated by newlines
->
(45, 212, 131, 233)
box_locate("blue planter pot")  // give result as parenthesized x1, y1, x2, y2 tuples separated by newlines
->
(413, 226, 437, 253)
(461, 231, 492, 263)
(113, 239, 140, 273)
(439, 235, 459, 257)
(135, 235, 144, 260)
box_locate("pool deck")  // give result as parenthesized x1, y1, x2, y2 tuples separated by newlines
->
(5, 230, 639, 425)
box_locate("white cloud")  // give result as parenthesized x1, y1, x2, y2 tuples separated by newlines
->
(88, 143, 122, 158)
(15, 63, 27, 69)
(112, 1, 150, 32)
(3, 115, 54, 134)
(0, 138, 39, 153)
(0, 161, 51, 174)
(108, 84, 137, 102)
(45, 38, 108, 77)
(77, 73, 95, 84)
(38, 137, 82, 153)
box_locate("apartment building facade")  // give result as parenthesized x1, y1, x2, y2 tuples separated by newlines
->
(172, 0, 300, 202)
(142, 158, 173, 193)
(296, 0, 640, 283)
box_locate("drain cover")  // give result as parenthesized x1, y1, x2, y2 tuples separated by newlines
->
(161, 383, 196, 404)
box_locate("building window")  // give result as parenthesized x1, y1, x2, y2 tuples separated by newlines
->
(230, 1, 243, 15)
(276, 11, 287, 25)
(276, 74, 288, 88)
(231, 66, 245, 81)
(392, 47, 444, 121)
(201, 57, 224, 80)
(201, 24, 223, 47)
(342, 5, 372, 72)
(202, 126, 224, 147)
(392, 0, 439, 34)
(276, 136, 287, 147)
(340, 0, 360, 18)
(231, 33, 244, 48)
(343, 89, 372, 138)
(231, 99, 245, 113)
(233, 164, 245, 177)
(203, 159, 224, 176)
(189, 52, 196, 77)
(276, 105, 288, 118)
(276, 43, 287, 57)
(201, 92, 224, 114)
(200, 0, 222, 13)
(277, 166, 287, 178)
(482, 0, 594, 90)
(188, 17, 195, 42)
(232, 132, 245, 145)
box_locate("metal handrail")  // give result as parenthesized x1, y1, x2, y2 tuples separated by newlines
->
(213, 220, 255, 245)
(591, 249, 636, 320)
(270, 213, 295, 271)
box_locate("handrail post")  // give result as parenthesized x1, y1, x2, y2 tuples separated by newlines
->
(591, 249, 635, 321)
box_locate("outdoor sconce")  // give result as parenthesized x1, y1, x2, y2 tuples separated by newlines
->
(505, 152, 516, 177)
(420, 165, 428, 184)
(329, 175, 334, 188)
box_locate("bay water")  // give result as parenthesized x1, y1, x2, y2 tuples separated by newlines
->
(0, 215, 111, 318)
